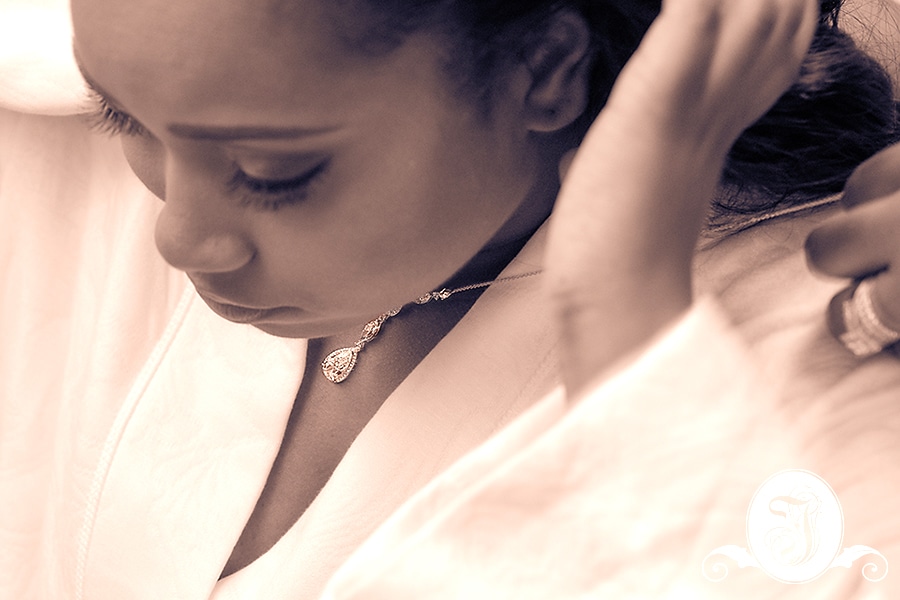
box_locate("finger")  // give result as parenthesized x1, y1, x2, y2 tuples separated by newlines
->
(741, 0, 816, 63)
(871, 271, 900, 331)
(805, 195, 900, 278)
(705, 0, 816, 133)
(745, 0, 817, 100)
(842, 142, 900, 209)
(792, 0, 819, 59)
(827, 275, 900, 358)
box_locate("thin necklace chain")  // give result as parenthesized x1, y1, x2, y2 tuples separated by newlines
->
(321, 270, 542, 383)
(413, 270, 543, 304)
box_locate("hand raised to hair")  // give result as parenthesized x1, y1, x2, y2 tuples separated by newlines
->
(545, 0, 819, 395)
(603, 0, 819, 158)
(806, 142, 900, 357)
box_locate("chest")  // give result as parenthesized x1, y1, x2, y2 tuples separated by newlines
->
(219, 298, 480, 579)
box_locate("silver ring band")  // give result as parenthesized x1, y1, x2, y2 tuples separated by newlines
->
(837, 278, 900, 357)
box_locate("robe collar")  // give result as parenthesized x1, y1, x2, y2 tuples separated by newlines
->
(78, 223, 559, 600)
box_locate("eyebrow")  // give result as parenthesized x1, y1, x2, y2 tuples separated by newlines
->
(165, 123, 337, 141)
(73, 45, 336, 142)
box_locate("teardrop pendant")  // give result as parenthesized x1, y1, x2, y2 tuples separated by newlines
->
(321, 308, 400, 383)
(321, 346, 360, 383)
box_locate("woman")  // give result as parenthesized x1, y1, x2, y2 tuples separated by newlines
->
(3, 0, 900, 597)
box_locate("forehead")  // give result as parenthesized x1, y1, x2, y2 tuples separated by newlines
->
(70, 0, 380, 122)
(71, 0, 344, 56)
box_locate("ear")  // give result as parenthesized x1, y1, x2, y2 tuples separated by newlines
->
(521, 10, 592, 133)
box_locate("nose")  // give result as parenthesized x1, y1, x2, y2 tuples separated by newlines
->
(154, 167, 255, 274)
(155, 211, 254, 273)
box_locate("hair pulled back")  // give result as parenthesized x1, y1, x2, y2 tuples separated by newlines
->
(351, 0, 898, 214)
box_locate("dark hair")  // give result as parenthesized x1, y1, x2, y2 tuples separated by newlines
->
(337, 0, 658, 123)
(720, 3, 900, 214)
(345, 0, 898, 215)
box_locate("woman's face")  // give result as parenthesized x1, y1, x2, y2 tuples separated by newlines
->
(71, 0, 551, 338)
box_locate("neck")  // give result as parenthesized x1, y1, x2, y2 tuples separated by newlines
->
(441, 168, 556, 291)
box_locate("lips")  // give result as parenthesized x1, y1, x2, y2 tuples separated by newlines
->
(196, 292, 276, 324)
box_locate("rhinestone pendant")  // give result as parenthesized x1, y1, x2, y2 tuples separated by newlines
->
(321, 308, 401, 384)
(321, 346, 360, 383)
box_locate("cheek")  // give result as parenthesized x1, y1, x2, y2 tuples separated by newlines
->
(121, 135, 166, 199)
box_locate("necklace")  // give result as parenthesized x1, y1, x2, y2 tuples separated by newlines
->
(321, 270, 542, 383)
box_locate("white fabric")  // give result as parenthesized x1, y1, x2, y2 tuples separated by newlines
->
(0, 0, 88, 115)
(0, 109, 184, 599)
(318, 211, 900, 599)
(322, 301, 782, 599)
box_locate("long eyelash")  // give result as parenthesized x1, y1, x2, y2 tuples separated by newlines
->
(227, 161, 329, 211)
(83, 89, 147, 137)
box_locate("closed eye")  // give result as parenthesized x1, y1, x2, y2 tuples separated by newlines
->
(83, 87, 148, 137)
(227, 160, 329, 211)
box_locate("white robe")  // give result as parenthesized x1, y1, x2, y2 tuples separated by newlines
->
(4, 4, 900, 599)
(322, 213, 900, 599)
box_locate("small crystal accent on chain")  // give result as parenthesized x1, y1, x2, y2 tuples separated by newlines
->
(416, 288, 453, 304)
(321, 270, 541, 383)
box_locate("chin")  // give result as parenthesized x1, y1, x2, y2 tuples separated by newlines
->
(252, 321, 327, 339)
(250, 316, 368, 340)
